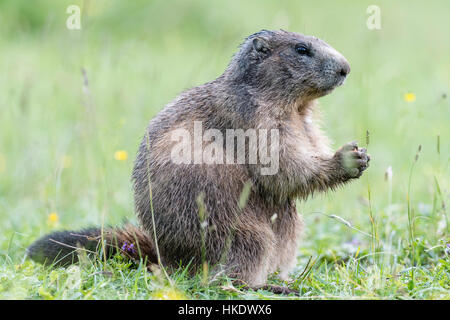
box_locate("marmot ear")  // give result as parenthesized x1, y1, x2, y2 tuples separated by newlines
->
(252, 37, 270, 54)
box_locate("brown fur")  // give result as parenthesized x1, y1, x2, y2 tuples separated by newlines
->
(27, 30, 369, 290)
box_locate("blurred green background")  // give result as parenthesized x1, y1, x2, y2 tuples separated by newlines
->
(0, 0, 448, 299)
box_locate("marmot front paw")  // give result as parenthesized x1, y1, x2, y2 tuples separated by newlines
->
(334, 141, 370, 179)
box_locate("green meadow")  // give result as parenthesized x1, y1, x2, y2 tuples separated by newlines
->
(0, 0, 448, 299)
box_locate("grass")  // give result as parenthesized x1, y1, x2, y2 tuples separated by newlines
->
(0, 0, 449, 299)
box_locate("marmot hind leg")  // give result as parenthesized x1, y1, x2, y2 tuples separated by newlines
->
(221, 220, 276, 287)
(273, 213, 303, 281)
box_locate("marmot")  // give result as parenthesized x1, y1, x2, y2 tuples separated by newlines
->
(27, 30, 370, 293)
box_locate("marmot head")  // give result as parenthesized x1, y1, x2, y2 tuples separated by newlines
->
(226, 30, 350, 102)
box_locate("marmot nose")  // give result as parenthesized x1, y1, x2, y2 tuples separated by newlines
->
(338, 61, 351, 77)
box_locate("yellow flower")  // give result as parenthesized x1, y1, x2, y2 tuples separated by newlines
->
(47, 212, 59, 226)
(61, 155, 72, 169)
(114, 150, 128, 161)
(152, 287, 186, 300)
(38, 286, 54, 300)
(404, 93, 416, 102)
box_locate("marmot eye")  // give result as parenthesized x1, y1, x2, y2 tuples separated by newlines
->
(295, 44, 310, 56)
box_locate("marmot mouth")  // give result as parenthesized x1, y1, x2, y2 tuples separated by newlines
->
(323, 76, 346, 92)
(308, 73, 347, 98)
(336, 76, 347, 87)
